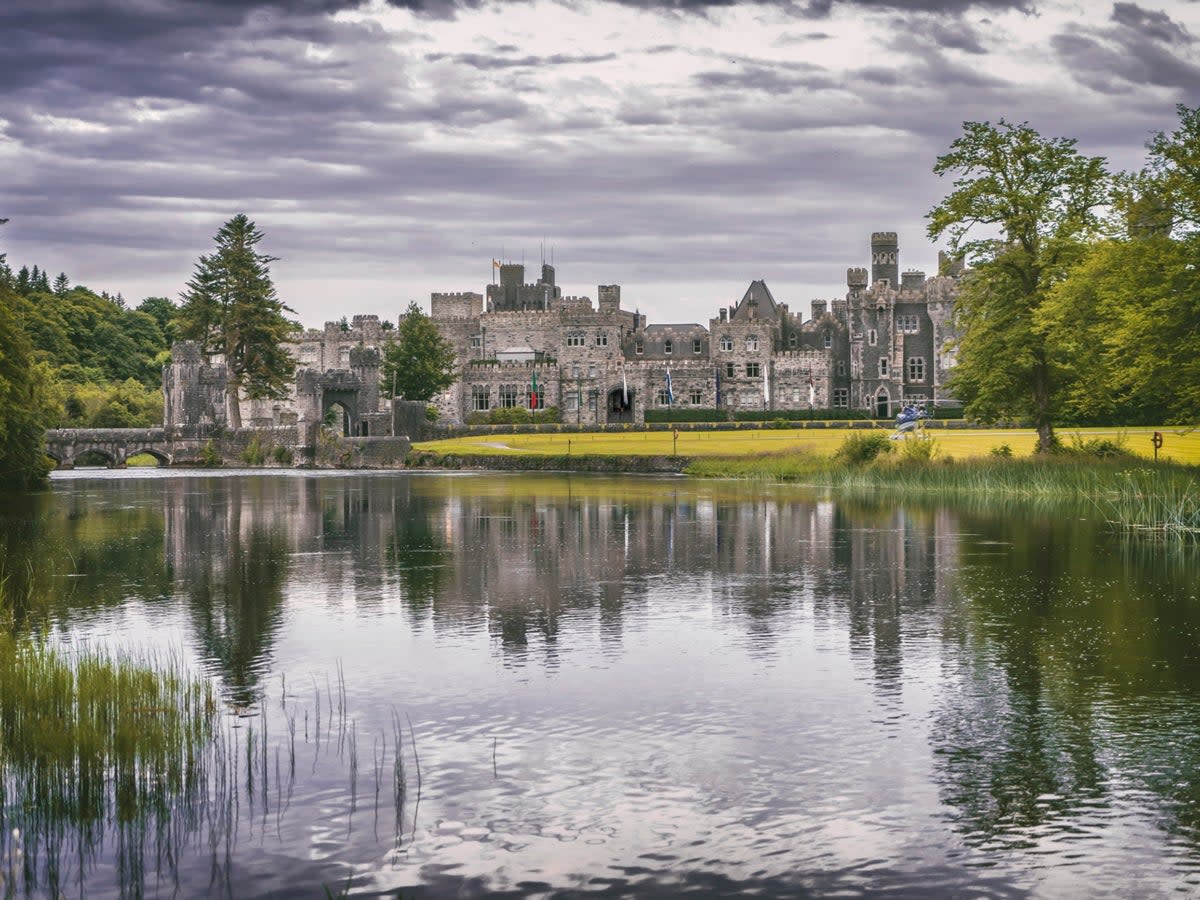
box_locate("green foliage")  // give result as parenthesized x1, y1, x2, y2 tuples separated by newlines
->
(425, 405, 439, 422)
(177, 214, 297, 428)
(198, 439, 223, 468)
(381, 302, 458, 402)
(53, 378, 162, 429)
(272, 444, 293, 465)
(832, 431, 894, 466)
(241, 434, 268, 465)
(645, 408, 729, 423)
(928, 119, 1110, 452)
(991, 443, 1014, 458)
(0, 284, 52, 489)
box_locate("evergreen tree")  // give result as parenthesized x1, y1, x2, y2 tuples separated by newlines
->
(0, 282, 51, 490)
(928, 120, 1109, 452)
(381, 302, 457, 403)
(176, 215, 297, 428)
(53, 272, 70, 296)
(16, 266, 30, 295)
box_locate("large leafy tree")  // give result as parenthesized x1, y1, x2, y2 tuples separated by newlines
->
(381, 302, 457, 403)
(0, 282, 51, 490)
(928, 120, 1109, 452)
(176, 215, 296, 428)
(1039, 106, 1200, 426)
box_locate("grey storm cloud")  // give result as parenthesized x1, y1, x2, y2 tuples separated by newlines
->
(1, 0, 1194, 325)
(1052, 3, 1199, 93)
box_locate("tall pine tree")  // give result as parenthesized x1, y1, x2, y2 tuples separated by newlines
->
(176, 215, 297, 428)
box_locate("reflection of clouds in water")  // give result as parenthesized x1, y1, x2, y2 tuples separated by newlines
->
(10, 472, 1200, 896)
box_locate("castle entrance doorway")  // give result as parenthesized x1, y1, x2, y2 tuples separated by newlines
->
(606, 388, 634, 424)
(875, 391, 891, 419)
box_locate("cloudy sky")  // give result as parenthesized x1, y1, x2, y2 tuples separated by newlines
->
(2, 0, 1198, 327)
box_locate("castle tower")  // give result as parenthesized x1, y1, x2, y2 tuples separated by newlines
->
(870, 232, 898, 287)
(847, 267, 868, 292)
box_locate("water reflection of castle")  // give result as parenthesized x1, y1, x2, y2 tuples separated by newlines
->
(162, 475, 961, 691)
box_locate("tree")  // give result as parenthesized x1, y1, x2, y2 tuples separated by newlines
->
(0, 282, 51, 490)
(928, 120, 1109, 452)
(176, 215, 297, 428)
(381, 302, 457, 402)
(52, 272, 69, 296)
(1039, 105, 1200, 426)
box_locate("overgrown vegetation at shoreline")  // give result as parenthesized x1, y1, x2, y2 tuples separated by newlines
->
(684, 435, 1200, 535)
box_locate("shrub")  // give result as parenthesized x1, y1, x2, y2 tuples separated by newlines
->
(1063, 432, 1138, 461)
(990, 443, 1013, 458)
(833, 431, 894, 466)
(896, 436, 939, 466)
(241, 434, 267, 465)
(425, 405, 439, 422)
(198, 440, 222, 468)
(272, 445, 293, 465)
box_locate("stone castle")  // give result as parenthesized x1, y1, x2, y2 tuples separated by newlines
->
(211, 231, 962, 433)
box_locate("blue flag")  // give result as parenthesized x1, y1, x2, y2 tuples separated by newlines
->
(665, 369, 674, 405)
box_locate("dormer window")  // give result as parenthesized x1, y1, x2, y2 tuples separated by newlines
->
(664, 339, 673, 355)
(823, 331, 832, 349)
(635, 340, 644, 354)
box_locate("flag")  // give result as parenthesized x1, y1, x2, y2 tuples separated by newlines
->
(715, 366, 721, 407)
(622, 368, 628, 406)
(808, 371, 815, 408)
(529, 370, 538, 410)
(665, 369, 674, 405)
(763, 361, 770, 405)
(492, 259, 501, 269)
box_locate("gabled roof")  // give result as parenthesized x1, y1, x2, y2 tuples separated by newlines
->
(730, 280, 779, 320)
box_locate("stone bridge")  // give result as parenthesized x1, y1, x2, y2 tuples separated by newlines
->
(45, 427, 209, 468)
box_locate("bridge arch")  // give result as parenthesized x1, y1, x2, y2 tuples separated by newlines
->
(128, 447, 171, 466)
(72, 448, 119, 468)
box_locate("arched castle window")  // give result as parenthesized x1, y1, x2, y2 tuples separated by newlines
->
(595, 333, 608, 347)
(566, 332, 585, 347)
(879, 357, 889, 377)
(720, 336, 733, 352)
(745, 335, 758, 351)
(823, 331, 832, 349)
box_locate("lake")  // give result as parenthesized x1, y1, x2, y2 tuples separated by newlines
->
(2, 470, 1199, 898)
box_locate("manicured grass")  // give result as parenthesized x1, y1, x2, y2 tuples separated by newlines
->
(415, 425, 1200, 465)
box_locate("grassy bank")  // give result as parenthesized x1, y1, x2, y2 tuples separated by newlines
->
(414, 425, 1200, 465)
(684, 438, 1200, 535)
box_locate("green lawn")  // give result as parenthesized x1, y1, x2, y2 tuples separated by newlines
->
(415, 425, 1200, 465)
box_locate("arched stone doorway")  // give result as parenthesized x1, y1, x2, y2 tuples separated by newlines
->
(324, 399, 354, 437)
(606, 387, 634, 424)
(875, 389, 891, 419)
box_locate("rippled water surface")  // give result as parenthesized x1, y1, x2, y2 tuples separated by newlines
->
(3, 470, 1200, 898)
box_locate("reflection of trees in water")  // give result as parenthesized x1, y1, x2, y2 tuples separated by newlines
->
(172, 479, 288, 705)
(0, 486, 171, 633)
(930, 510, 1200, 856)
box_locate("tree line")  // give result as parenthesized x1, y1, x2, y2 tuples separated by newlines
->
(930, 104, 1200, 452)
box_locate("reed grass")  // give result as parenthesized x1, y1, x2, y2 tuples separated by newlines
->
(685, 443, 1200, 535)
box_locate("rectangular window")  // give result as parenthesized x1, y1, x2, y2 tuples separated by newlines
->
(745, 362, 761, 378)
(907, 357, 925, 382)
(720, 336, 733, 352)
(689, 389, 702, 405)
(837, 359, 846, 376)
(565, 394, 579, 412)
(635, 341, 643, 355)
(588, 364, 597, 378)
(664, 339, 673, 355)
(833, 388, 849, 408)
(725, 362, 736, 378)
(788, 333, 797, 348)
(530, 390, 545, 410)
(898, 315, 919, 334)
(791, 388, 800, 403)
(868, 329, 877, 346)
(499, 387, 520, 408)
(693, 339, 702, 354)
(471, 388, 490, 412)
(823, 331, 832, 349)
(566, 333, 585, 347)
(588, 392, 597, 411)
(657, 390, 671, 406)
(572, 365, 581, 378)
(470, 335, 482, 349)
(879, 357, 889, 377)
(596, 333, 608, 347)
